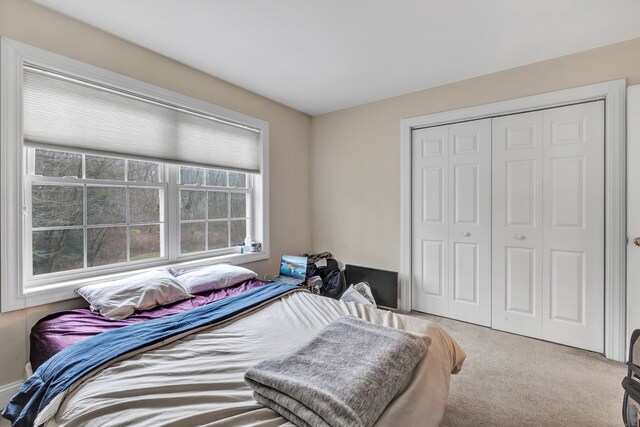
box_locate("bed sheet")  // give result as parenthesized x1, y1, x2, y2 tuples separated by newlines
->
(50, 291, 465, 427)
(30, 278, 268, 370)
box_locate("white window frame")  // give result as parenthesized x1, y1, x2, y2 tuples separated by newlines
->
(0, 38, 270, 311)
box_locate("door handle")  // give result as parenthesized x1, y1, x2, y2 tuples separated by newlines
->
(515, 234, 526, 240)
(462, 232, 471, 237)
(634, 237, 640, 247)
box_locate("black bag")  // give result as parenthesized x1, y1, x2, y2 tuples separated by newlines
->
(321, 269, 346, 298)
(305, 252, 338, 279)
(304, 252, 345, 298)
(623, 329, 640, 426)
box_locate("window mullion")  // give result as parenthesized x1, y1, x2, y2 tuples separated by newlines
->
(126, 185, 131, 262)
(28, 175, 165, 187)
(248, 187, 253, 242)
(166, 164, 180, 261)
(227, 189, 231, 247)
(83, 182, 88, 269)
(205, 189, 209, 252)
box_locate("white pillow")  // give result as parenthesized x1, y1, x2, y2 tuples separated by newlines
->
(76, 270, 193, 320)
(171, 264, 257, 294)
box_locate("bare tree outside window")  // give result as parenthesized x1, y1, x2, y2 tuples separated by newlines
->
(128, 160, 160, 183)
(30, 150, 164, 276)
(28, 149, 252, 277)
(86, 155, 125, 180)
(33, 229, 84, 274)
(178, 166, 250, 254)
(35, 150, 81, 178)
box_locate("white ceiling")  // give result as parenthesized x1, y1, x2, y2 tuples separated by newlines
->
(31, 0, 640, 116)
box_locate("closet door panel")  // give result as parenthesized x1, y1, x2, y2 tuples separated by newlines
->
(492, 111, 543, 338)
(453, 164, 479, 224)
(454, 242, 479, 303)
(542, 101, 604, 353)
(506, 160, 535, 226)
(549, 250, 585, 323)
(411, 126, 449, 316)
(448, 119, 492, 326)
(551, 156, 585, 228)
(505, 247, 536, 313)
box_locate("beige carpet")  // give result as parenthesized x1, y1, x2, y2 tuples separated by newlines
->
(409, 312, 626, 427)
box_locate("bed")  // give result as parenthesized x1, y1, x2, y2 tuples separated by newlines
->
(29, 278, 269, 371)
(8, 281, 465, 427)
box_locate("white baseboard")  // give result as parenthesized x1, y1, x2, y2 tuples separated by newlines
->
(0, 380, 22, 411)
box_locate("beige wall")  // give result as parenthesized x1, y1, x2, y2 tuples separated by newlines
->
(0, 0, 311, 386)
(310, 37, 640, 273)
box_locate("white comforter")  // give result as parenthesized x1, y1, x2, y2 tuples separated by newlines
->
(48, 291, 465, 426)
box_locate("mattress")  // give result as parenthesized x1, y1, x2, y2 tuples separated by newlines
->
(45, 290, 465, 426)
(30, 278, 268, 370)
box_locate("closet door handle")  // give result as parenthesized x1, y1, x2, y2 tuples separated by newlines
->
(515, 234, 526, 240)
(462, 232, 471, 237)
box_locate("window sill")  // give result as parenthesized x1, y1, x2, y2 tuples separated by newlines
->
(6, 251, 269, 312)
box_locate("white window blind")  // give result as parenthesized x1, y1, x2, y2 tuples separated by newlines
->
(22, 65, 262, 173)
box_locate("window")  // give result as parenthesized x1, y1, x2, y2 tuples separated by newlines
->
(26, 149, 255, 283)
(28, 149, 166, 277)
(178, 166, 251, 254)
(1, 38, 269, 311)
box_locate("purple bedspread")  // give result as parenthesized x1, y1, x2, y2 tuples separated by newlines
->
(29, 279, 268, 371)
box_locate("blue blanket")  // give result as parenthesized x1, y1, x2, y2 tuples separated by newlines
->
(2, 282, 298, 427)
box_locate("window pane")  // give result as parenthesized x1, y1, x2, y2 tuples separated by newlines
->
(180, 190, 206, 220)
(87, 186, 127, 225)
(208, 191, 228, 219)
(32, 185, 83, 227)
(35, 149, 82, 178)
(131, 225, 161, 261)
(206, 169, 227, 187)
(87, 226, 127, 267)
(230, 192, 247, 218)
(208, 221, 228, 249)
(128, 160, 160, 183)
(86, 155, 125, 180)
(130, 187, 160, 223)
(181, 222, 205, 253)
(32, 229, 84, 275)
(180, 166, 204, 185)
(229, 172, 246, 188)
(230, 219, 246, 246)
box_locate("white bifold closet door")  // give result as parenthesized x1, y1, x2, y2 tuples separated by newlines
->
(411, 119, 492, 326)
(491, 110, 544, 338)
(492, 101, 604, 353)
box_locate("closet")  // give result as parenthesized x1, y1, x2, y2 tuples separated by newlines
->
(411, 101, 604, 352)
